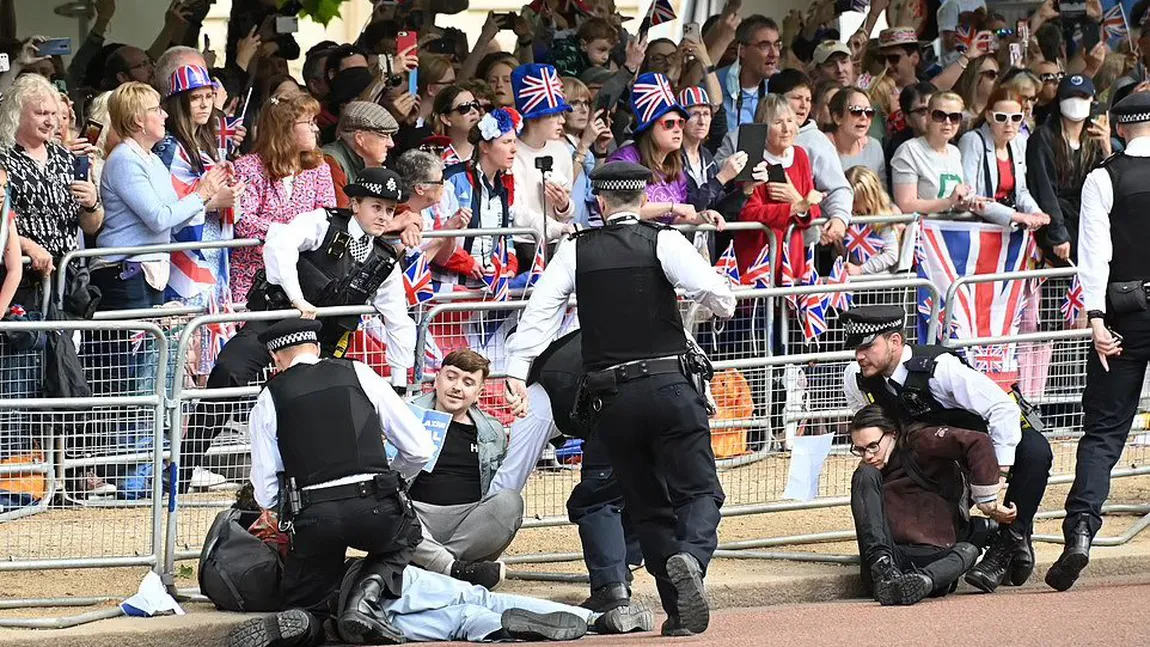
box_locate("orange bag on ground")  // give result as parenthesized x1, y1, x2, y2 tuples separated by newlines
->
(709, 369, 752, 458)
(0, 452, 47, 500)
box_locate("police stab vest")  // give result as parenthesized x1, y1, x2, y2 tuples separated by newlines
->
(266, 358, 391, 488)
(855, 344, 989, 432)
(574, 219, 687, 371)
(1101, 154, 1150, 284)
(527, 329, 586, 439)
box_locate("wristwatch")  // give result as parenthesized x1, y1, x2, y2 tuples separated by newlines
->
(1087, 310, 1106, 321)
(82, 199, 101, 213)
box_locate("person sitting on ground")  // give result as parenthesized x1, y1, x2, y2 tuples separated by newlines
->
(848, 404, 1011, 606)
(408, 350, 524, 590)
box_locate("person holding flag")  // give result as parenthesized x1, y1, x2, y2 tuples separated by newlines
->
(843, 165, 901, 275)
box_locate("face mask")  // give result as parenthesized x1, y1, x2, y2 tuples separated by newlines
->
(1059, 97, 1091, 122)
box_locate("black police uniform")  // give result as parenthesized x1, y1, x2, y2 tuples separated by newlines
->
(179, 169, 405, 494)
(1047, 92, 1150, 591)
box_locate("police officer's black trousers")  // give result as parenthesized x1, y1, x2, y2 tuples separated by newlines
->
(1064, 337, 1150, 541)
(851, 465, 971, 597)
(592, 373, 725, 617)
(1004, 426, 1054, 535)
(566, 431, 642, 592)
(282, 490, 421, 616)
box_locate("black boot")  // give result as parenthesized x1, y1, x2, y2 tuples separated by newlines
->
(580, 583, 631, 612)
(964, 529, 1013, 594)
(337, 574, 406, 644)
(1006, 527, 1035, 586)
(227, 609, 325, 647)
(591, 605, 654, 634)
(499, 609, 588, 641)
(870, 555, 933, 606)
(1045, 520, 1092, 592)
(665, 553, 709, 634)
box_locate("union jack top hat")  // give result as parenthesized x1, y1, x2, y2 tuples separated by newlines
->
(511, 63, 572, 121)
(631, 72, 688, 134)
(168, 65, 213, 98)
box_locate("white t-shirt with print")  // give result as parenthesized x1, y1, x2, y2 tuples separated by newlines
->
(891, 136, 965, 202)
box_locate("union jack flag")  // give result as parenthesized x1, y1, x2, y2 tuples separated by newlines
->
(518, 66, 565, 117)
(714, 241, 741, 285)
(631, 74, 677, 126)
(844, 224, 885, 265)
(403, 248, 435, 306)
(826, 256, 852, 312)
(648, 0, 677, 26)
(163, 140, 219, 301)
(1103, 3, 1129, 43)
(797, 248, 829, 341)
(526, 244, 546, 288)
(968, 344, 1011, 373)
(1061, 274, 1084, 326)
(742, 245, 771, 288)
(219, 115, 242, 157)
(483, 238, 516, 302)
(205, 298, 237, 359)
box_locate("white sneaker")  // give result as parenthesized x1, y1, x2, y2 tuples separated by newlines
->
(190, 467, 228, 489)
(86, 482, 117, 498)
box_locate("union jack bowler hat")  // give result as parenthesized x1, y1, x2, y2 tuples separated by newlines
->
(168, 65, 213, 98)
(840, 305, 905, 349)
(511, 63, 572, 121)
(631, 73, 688, 134)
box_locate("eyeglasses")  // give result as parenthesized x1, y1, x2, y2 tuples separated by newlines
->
(884, 54, 903, 65)
(990, 111, 1024, 124)
(450, 101, 481, 114)
(849, 434, 891, 458)
(979, 69, 999, 81)
(847, 105, 876, 118)
(295, 119, 318, 127)
(659, 117, 685, 130)
(747, 39, 781, 53)
(1040, 72, 1065, 84)
(931, 109, 963, 124)
(569, 99, 591, 110)
(420, 179, 444, 186)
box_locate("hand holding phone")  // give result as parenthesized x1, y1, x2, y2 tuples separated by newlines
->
(35, 37, 72, 57)
(735, 124, 768, 182)
(83, 120, 104, 146)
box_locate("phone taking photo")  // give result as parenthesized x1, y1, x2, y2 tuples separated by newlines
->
(735, 124, 768, 183)
(83, 119, 104, 146)
(36, 38, 72, 57)
(682, 22, 701, 42)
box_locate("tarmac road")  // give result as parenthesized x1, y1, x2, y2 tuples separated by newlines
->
(470, 574, 1150, 646)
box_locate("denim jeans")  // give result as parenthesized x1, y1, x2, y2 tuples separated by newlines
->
(0, 313, 43, 461)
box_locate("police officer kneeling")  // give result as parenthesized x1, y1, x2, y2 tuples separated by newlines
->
(1047, 91, 1150, 591)
(505, 161, 736, 636)
(228, 318, 433, 647)
(841, 306, 1054, 594)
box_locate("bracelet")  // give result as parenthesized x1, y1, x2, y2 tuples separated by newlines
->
(82, 199, 100, 213)
(705, 64, 716, 73)
(1087, 310, 1106, 321)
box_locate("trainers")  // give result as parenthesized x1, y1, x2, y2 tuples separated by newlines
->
(665, 553, 709, 634)
(592, 605, 654, 634)
(191, 467, 228, 489)
(500, 609, 587, 641)
(450, 560, 505, 590)
(660, 615, 694, 637)
(84, 471, 117, 498)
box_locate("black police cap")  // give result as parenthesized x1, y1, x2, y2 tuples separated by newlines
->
(1111, 90, 1150, 125)
(345, 167, 406, 203)
(590, 161, 652, 194)
(840, 305, 906, 349)
(258, 317, 323, 352)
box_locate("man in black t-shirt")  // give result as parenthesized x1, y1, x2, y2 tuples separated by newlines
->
(408, 350, 524, 591)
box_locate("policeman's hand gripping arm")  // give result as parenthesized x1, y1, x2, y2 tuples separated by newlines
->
(505, 377, 529, 418)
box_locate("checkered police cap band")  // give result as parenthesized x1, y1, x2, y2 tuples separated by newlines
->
(1116, 112, 1150, 124)
(266, 330, 319, 352)
(592, 179, 647, 192)
(843, 318, 902, 337)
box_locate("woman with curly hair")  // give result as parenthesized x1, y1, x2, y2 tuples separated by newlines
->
(230, 92, 335, 302)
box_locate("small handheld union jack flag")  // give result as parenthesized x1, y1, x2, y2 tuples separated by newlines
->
(714, 241, 741, 285)
(648, 0, 677, 26)
(844, 224, 885, 265)
(219, 115, 242, 158)
(404, 248, 435, 306)
(1061, 274, 1084, 327)
(483, 238, 516, 302)
(742, 245, 771, 288)
(1103, 3, 1129, 44)
(526, 244, 546, 288)
(825, 256, 852, 312)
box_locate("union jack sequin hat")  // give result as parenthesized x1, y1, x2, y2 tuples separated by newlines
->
(167, 65, 213, 98)
(511, 64, 572, 121)
(631, 72, 688, 134)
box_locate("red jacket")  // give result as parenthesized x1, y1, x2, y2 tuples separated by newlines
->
(734, 145, 820, 282)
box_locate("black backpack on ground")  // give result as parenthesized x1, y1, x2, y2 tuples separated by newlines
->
(198, 508, 283, 612)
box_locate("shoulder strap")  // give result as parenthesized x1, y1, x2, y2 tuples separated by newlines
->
(977, 130, 993, 195)
(898, 440, 940, 493)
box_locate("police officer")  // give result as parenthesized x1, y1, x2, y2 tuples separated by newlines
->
(504, 161, 736, 636)
(840, 305, 1054, 594)
(180, 167, 417, 493)
(227, 318, 433, 647)
(1047, 91, 1150, 592)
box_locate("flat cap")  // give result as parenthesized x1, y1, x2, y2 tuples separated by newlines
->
(345, 166, 405, 202)
(338, 101, 399, 136)
(589, 161, 651, 194)
(840, 305, 906, 349)
(258, 318, 322, 352)
(1111, 90, 1150, 125)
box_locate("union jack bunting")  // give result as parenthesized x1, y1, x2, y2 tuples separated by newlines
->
(825, 256, 852, 312)
(631, 74, 677, 126)
(1061, 274, 1084, 326)
(205, 298, 237, 361)
(516, 65, 565, 117)
(649, 0, 677, 26)
(844, 224, 885, 265)
(714, 241, 741, 285)
(742, 245, 771, 288)
(403, 248, 435, 306)
(483, 238, 516, 302)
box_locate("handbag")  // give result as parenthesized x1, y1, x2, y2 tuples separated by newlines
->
(1106, 280, 1147, 314)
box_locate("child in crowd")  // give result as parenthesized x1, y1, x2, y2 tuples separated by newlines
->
(843, 165, 901, 276)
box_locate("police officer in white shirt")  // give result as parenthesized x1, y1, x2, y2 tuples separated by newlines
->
(1047, 91, 1150, 592)
(840, 306, 1053, 594)
(503, 161, 736, 637)
(234, 318, 433, 647)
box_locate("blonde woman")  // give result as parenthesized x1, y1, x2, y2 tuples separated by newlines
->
(843, 165, 900, 275)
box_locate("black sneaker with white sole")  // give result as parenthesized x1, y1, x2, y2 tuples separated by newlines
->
(226, 609, 323, 647)
(665, 553, 709, 634)
(591, 605, 654, 634)
(449, 560, 506, 590)
(499, 609, 588, 641)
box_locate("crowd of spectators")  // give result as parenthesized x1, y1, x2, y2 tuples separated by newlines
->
(0, 0, 1145, 499)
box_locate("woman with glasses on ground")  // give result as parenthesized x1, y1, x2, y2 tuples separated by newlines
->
(828, 86, 887, 188)
(955, 55, 1001, 129)
(890, 92, 977, 215)
(434, 86, 482, 166)
(957, 87, 1050, 231)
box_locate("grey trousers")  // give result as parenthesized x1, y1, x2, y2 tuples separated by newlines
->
(411, 489, 525, 574)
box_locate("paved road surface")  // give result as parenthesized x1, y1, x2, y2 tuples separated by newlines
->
(449, 575, 1150, 646)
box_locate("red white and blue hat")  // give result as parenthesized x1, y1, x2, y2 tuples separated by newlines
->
(168, 65, 213, 97)
(511, 63, 572, 121)
(631, 72, 688, 134)
(677, 86, 711, 109)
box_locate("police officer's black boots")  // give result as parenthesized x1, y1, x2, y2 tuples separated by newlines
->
(580, 582, 631, 612)
(1045, 519, 1093, 592)
(966, 526, 1030, 593)
(665, 553, 710, 634)
(870, 555, 933, 606)
(337, 573, 406, 644)
(227, 609, 325, 647)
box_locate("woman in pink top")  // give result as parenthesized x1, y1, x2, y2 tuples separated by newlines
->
(230, 93, 336, 302)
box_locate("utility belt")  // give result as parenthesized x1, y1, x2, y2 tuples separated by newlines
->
(278, 471, 408, 535)
(1106, 280, 1150, 315)
(571, 347, 715, 427)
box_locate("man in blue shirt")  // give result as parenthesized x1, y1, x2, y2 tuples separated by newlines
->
(714, 15, 779, 133)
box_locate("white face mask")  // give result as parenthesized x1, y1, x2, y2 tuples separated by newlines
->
(1059, 97, 1091, 122)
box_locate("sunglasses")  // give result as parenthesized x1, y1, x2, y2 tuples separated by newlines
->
(659, 117, 685, 130)
(450, 101, 481, 114)
(849, 434, 890, 458)
(1040, 72, 1064, 84)
(884, 54, 903, 65)
(990, 111, 1024, 124)
(931, 110, 963, 124)
(848, 105, 876, 118)
(907, 106, 929, 116)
